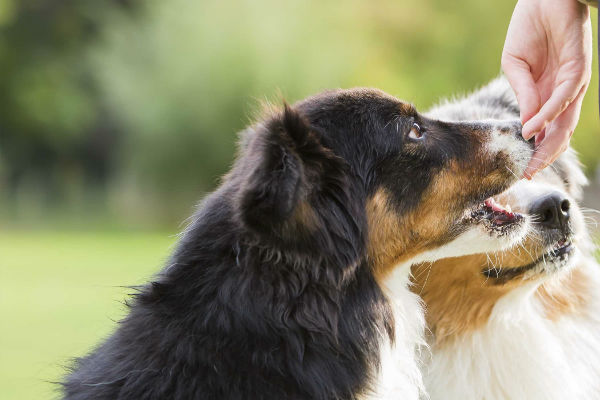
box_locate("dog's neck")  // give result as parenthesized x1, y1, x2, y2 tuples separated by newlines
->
(422, 257, 600, 400)
(364, 262, 426, 400)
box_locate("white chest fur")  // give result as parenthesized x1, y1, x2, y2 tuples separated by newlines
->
(364, 265, 426, 400)
(423, 264, 600, 400)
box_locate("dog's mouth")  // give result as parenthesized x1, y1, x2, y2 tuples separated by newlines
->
(482, 237, 576, 283)
(548, 238, 574, 258)
(530, 237, 575, 269)
(469, 197, 524, 232)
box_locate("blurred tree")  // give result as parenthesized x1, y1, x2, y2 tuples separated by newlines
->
(0, 0, 139, 211)
(0, 0, 596, 228)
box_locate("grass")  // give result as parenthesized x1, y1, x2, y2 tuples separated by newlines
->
(0, 230, 177, 400)
(2, 229, 598, 399)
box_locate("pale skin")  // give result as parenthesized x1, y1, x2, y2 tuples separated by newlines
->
(502, 0, 593, 179)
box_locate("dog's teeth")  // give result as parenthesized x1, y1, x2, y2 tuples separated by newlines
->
(506, 204, 512, 213)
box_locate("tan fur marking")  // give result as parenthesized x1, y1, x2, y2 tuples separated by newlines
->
(366, 163, 484, 281)
(411, 168, 585, 346)
(366, 188, 413, 280)
(294, 201, 318, 231)
(366, 144, 518, 283)
(412, 255, 511, 345)
(408, 162, 580, 345)
(536, 267, 590, 320)
(399, 102, 416, 114)
(411, 234, 551, 345)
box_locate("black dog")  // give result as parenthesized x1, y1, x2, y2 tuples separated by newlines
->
(63, 88, 531, 399)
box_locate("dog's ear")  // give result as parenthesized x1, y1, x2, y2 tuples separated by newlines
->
(238, 104, 337, 235)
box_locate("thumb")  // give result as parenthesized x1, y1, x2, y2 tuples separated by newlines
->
(501, 54, 540, 124)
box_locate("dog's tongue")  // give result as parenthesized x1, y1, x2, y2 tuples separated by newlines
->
(485, 197, 513, 216)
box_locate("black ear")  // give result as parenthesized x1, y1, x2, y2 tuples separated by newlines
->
(238, 104, 326, 235)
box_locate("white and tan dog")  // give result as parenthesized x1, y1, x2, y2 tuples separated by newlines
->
(412, 77, 600, 400)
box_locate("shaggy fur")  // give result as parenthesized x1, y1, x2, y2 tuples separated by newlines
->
(62, 87, 531, 400)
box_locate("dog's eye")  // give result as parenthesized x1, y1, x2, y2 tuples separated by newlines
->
(407, 123, 424, 140)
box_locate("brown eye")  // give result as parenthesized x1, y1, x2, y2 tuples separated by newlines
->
(408, 122, 424, 140)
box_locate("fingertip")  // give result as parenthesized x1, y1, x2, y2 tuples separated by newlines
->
(523, 154, 545, 179)
(522, 130, 536, 141)
(522, 120, 534, 137)
(523, 162, 534, 179)
(524, 166, 540, 180)
(522, 117, 544, 139)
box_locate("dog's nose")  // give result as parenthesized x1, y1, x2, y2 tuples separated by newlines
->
(530, 192, 571, 231)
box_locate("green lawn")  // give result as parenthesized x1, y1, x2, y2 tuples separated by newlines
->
(2, 230, 598, 399)
(0, 230, 176, 400)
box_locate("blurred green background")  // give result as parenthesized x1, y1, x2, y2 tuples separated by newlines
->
(0, 0, 598, 398)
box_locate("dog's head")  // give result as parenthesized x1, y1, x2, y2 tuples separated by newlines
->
(236, 88, 532, 279)
(480, 149, 588, 283)
(412, 148, 589, 341)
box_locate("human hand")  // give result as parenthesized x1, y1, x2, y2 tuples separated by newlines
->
(501, 0, 592, 179)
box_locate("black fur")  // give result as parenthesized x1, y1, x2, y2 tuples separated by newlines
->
(62, 88, 525, 399)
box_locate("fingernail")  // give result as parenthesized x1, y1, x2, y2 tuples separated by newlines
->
(522, 119, 539, 138)
(523, 129, 536, 140)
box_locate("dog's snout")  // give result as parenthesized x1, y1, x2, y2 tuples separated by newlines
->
(498, 121, 530, 144)
(530, 192, 571, 232)
(496, 121, 521, 133)
(510, 122, 522, 139)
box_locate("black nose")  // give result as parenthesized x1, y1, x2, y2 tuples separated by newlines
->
(529, 192, 571, 231)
